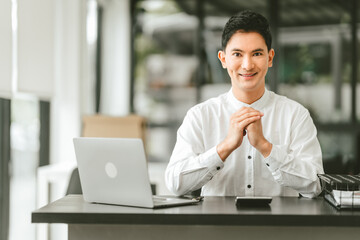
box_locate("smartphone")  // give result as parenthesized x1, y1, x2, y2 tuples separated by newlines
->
(235, 196, 272, 207)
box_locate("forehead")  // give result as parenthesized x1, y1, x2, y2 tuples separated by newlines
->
(226, 31, 267, 52)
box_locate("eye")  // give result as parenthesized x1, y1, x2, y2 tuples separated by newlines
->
(253, 52, 263, 56)
(233, 52, 241, 57)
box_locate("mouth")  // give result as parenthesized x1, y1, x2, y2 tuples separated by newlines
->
(239, 72, 258, 78)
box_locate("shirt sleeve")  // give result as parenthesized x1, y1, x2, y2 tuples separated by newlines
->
(165, 108, 224, 196)
(263, 109, 324, 198)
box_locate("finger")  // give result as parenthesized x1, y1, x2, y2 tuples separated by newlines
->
(237, 115, 261, 130)
(233, 107, 264, 118)
(232, 107, 263, 120)
(238, 106, 262, 114)
(231, 111, 263, 125)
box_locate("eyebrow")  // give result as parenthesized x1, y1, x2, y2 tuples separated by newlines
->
(231, 48, 265, 53)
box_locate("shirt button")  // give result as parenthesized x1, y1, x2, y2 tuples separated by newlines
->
(266, 163, 270, 167)
(248, 156, 252, 159)
(247, 185, 251, 189)
(216, 166, 220, 170)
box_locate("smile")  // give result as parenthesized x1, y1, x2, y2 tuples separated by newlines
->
(239, 72, 258, 77)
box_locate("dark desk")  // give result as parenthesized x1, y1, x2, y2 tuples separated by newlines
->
(32, 195, 360, 240)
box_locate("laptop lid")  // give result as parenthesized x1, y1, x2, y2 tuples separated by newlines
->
(73, 137, 199, 209)
(73, 137, 154, 208)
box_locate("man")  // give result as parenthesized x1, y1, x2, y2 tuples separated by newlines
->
(165, 10, 324, 198)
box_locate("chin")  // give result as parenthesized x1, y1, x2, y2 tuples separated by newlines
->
(240, 83, 260, 92)
(232, 78, 264, 92)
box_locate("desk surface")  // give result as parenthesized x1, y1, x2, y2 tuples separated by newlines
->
(32, 195, 360, 227)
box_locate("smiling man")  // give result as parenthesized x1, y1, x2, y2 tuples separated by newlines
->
(165, 10, 324, 198)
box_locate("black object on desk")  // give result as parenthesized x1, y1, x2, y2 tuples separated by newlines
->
(235, 196, 272, 208)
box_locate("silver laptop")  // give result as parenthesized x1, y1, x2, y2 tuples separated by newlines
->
(73, 137, 200, 209)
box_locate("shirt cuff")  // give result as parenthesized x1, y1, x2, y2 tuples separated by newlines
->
(263, 144, 286, 172)
(199, 146, 224, 176)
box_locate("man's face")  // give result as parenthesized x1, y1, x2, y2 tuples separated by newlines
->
(218, 31, 274, 98)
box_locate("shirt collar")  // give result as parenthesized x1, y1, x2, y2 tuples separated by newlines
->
(227, 88, 270, 111)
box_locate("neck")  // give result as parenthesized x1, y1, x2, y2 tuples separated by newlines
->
(232, 87, 265, 104)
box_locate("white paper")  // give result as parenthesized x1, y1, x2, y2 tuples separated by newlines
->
(332, 190, 360, 206)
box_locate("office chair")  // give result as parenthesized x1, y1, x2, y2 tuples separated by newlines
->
(66, 168, 82, 195)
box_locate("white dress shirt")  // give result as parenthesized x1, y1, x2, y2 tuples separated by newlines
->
(165, 88, 324, 198)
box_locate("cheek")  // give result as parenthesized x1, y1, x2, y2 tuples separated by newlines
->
(258, 59, 270, 70)
(225, 58, 240, 70)
(226, 68, 235, 77)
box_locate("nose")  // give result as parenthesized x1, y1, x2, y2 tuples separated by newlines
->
(241, 55, 254, 70)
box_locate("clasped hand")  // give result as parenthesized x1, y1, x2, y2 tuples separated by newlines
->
(217, 107, 272, 161)
(227, 106, 265, 148)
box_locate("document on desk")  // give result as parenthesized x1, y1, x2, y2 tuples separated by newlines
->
(331, 190, 360, 206)
(318, 173, 360, 209)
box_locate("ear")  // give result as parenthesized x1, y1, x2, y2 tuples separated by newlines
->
(268, 48, 275, 67)
(218, 50, 227, 69)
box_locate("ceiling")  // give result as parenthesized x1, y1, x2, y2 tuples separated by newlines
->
(138, 0, 356, 55)
(174, 0, 353, 28)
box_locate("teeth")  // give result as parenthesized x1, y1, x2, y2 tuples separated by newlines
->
(240, 73, 256, 77)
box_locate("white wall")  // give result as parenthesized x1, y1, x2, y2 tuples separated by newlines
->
(49, 0, 85, 166)
(100, 0, 131, 116)
(14, 0, 132, 166)
(9, 1, 132, 240)
(17, 0, 55, 99)
(50, 0, 132, 165)
(0, 0, 12, 98)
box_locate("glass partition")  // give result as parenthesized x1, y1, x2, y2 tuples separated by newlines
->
(131, 0, 360, 174)
(133, 0, 198, 161)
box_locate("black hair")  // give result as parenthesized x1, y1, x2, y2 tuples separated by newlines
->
(221, 10, 272, 51)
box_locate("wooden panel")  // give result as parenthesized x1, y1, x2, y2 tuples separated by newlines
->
(82, 115, 146, 143)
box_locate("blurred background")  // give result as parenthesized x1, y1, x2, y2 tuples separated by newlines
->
(1, 0, 360, 239)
